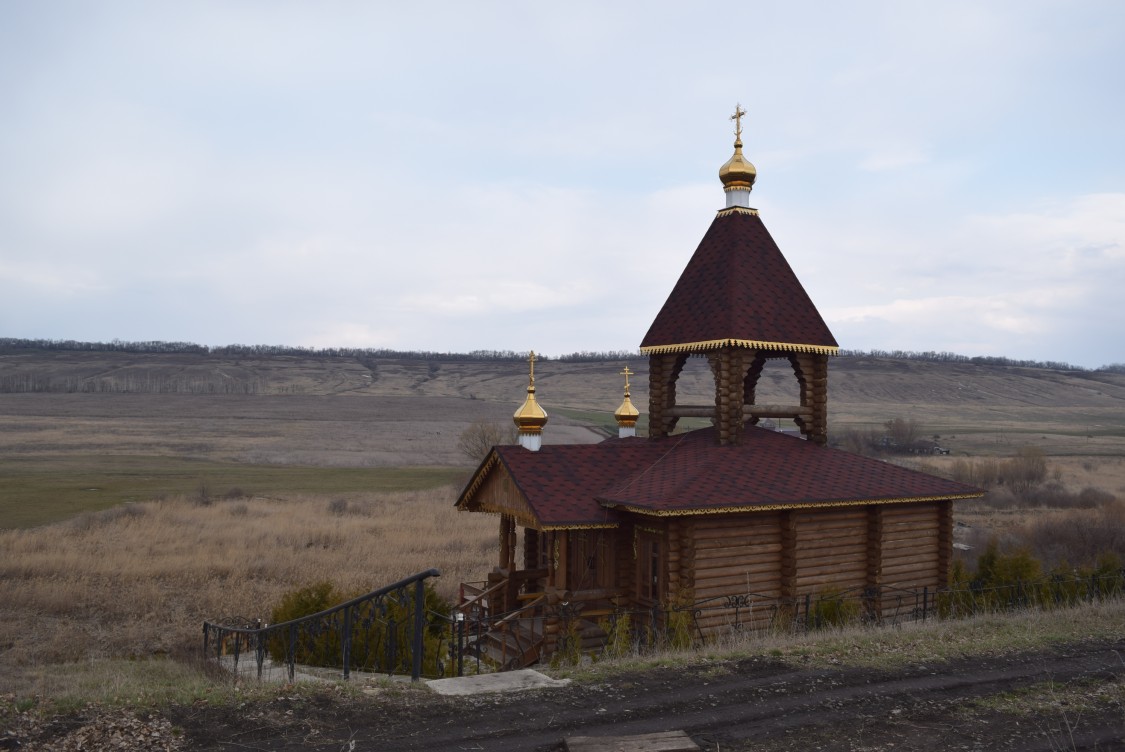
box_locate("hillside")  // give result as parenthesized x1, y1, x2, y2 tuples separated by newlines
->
(2, 348, 1124, 453)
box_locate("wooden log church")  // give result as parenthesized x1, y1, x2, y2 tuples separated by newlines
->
(455, 107, 981, 666)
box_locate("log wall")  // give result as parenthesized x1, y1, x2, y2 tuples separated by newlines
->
(689, 512, 783, 634)
(675, 502, 951, 638)
(791, 508, 868, 593)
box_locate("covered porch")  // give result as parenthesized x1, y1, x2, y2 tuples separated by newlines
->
(457, 513, 626, 668)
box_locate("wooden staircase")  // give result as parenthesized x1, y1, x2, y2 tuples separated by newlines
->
(475, 617, 544, 670)
(460, 572, 548, 670)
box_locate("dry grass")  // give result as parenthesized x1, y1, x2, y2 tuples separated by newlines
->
(552, 598, 1125, 681)
(0, 487, 496, 693)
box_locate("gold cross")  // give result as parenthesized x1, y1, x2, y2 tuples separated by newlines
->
(620, 365, 634, 393)
(730, 103, 747, 139)
(528, 351, 537, 383)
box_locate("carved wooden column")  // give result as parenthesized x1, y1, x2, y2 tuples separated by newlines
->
(524, 528, 539, 571)
(647, 353, 687, 438)
(706, 347, 755, 446)
(741, 353, 767, 425)
(499, 514, 512, 571)
(791, 353, 829, 445)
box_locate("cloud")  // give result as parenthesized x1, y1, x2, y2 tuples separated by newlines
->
(1, 2, 1123, 369)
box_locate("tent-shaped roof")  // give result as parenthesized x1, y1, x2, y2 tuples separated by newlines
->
(640, 210, 838, 355)
(456, 427, 981, 529)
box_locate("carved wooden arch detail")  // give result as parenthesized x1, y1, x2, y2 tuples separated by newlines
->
(647, 348, 829, 446)
(647, 352, 689, 438)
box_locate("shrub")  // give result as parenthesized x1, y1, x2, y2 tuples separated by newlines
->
(809, 588, 862, 628)
(598, 610, 634, 660)
(1021, 502, 1125, 569)
(666, 590, 696, 649)
(457, 420, 517, 462)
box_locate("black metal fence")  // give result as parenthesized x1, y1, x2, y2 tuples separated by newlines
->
(203, 569, 448, 682)
(205, 569, 1124, 681)
(471, 570, 1125, 668)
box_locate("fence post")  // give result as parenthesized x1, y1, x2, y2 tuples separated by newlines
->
(804, 594, 811, 630)
(287, 624, 297, 683)
(255, 633, 265, 681)
(456, 613, 465, 677)
(922, 587, 928, 622)
(342, 606, 353, 681)
(412, 578, 426, 680)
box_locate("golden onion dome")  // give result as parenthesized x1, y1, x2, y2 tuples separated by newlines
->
(719, 137, 757, 191)
(513, 351, 548, 433)
(614, 365, 640, 429)
(614, 393, 640, 428)
(719, 103, 756, 191)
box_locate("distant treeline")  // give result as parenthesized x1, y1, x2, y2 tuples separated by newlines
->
(0, 373, 264, 395)
(838, 348, 1124, 373)
(0, 338, 641, 364)
(1, 338, 1121, 372)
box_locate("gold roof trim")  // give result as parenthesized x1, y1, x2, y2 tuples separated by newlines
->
(541, 522, 619, 531)
(473, 500, 540, 529)
(640, 338, 839, 356)
(602, 493, 983, 518)
(457, 452, 499, 508)
(715, 206, 759, 216)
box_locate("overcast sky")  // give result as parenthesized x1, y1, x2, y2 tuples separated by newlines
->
(1, 2, 1122, 368)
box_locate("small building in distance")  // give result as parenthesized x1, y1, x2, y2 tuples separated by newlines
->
(455, 108, 982, 667)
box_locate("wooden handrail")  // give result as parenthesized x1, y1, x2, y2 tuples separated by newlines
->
(495, 594, 547, 667)
(560, 587, 626, 602)
(665, 404, 813, 418)
(460, 579, 506, 614)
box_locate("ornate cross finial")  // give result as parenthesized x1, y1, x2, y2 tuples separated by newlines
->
(620, 365, 634, 395)
(528, 351, 537, 384)
(730, 103, 747, 140)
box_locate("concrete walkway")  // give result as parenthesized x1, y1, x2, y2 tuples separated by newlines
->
(427, 669, 570, 696)
(218, 655, 569, 696)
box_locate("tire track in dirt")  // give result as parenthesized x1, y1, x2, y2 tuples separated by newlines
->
(178, 639, 1124, 751)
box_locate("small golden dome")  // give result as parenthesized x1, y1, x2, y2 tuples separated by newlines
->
(513, 351, 548, 433)
(719, 103, 756, 192)
(614, 394, 640, 428)
(719, 138, 757, 191)
(614, 365, 640, 429)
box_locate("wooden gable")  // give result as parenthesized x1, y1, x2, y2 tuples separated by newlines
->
(457, 452, 541, 529)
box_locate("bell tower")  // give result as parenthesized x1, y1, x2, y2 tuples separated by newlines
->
(640, 106, 838, 446)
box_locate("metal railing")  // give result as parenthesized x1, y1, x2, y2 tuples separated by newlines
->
(203, 569, 443, 682)
(207, 568, 1124, 681)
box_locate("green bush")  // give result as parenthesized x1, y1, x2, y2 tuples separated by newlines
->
(809, 588, 862, 628)
(598, 610, 633, 660)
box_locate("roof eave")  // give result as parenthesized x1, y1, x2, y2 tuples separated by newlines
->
(639, 338, 839, 356)
(600, 492, 984, 517)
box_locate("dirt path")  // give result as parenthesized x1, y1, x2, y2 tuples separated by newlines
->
(168, 638, 1125, 751)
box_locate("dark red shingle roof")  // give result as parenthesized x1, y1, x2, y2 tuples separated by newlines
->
(640, 211, 838, 354)
(464, 427, 980, 528)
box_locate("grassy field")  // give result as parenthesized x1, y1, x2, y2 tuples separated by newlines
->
(0, 487, 496, 684)
(0, 455, 466, 529)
